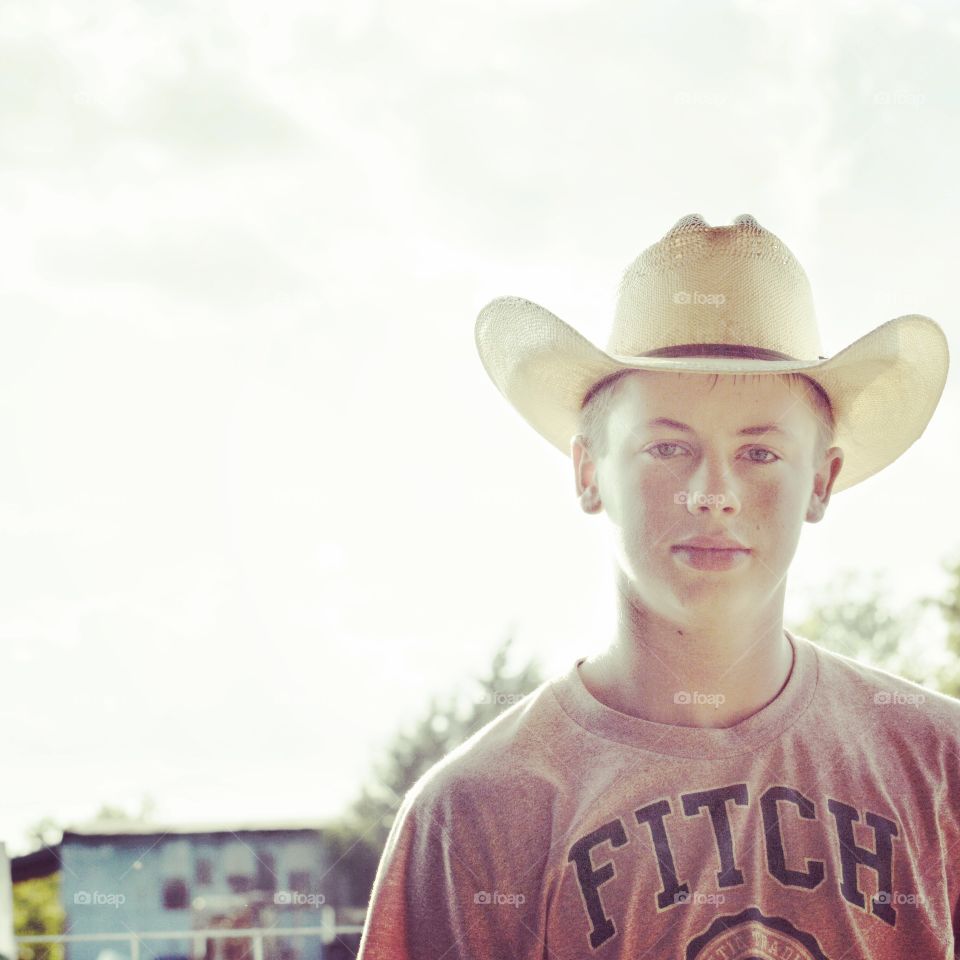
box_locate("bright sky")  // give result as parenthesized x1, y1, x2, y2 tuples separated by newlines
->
(2, 0, 959, 856)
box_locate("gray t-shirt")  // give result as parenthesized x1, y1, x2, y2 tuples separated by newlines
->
(357, 630, 960, 958)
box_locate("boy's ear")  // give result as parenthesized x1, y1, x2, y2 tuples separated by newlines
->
(806, 446, 844, 523)
(571, 434, 602, 514)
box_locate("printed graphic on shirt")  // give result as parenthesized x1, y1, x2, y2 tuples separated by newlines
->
(567, 780, 903, 955)
(684, 907, 829, 959)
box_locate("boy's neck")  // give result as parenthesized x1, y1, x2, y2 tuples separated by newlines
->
(578, 577, 794, 729)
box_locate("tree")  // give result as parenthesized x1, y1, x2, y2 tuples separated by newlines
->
(12, 875, 64, 960)
(791, 563, 960, 697)
(919, 551, 960, 697)
(327, 633, 545, 903)
(791, 569, 930, 684)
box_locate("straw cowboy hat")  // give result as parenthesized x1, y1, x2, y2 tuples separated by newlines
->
(474, 213, 949, 493)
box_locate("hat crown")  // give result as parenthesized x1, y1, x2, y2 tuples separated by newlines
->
(609, 213, 823, 361)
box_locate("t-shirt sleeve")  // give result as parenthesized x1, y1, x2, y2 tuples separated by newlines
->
(357, 771, 548, 960)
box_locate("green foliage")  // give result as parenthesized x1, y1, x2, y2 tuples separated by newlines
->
(790, 569, 928, 682)
(919, 552, 960, 697)
(12, 874, 64, 960)
(791, 559, 960, 697)
(329, 633, 544, 902)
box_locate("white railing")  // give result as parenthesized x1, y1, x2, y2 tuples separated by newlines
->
(15, 921, 366, 960)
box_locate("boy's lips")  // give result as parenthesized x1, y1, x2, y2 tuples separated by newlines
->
(672, 535, 749, 551)
(671, 537, 751, 571)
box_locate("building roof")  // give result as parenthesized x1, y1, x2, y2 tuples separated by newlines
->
(12, 818, 337, 878)
(61, 818, 333, 842)
(10, 845, 60, 883)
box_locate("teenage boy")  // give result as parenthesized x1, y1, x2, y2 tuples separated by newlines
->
(357, 213, 955, 958)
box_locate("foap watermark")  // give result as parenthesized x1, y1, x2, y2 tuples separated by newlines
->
(874, 690, 926, 708)
(672, 290, 726, 307)
(674, 690, 726, 709)
(476, 691, 525, 706)
(875, 890, 930, 907)
(74, 890, 126, 908)
(673, 91, 728, 106)
(873, 91, 926, 106)
(674, 492, 726, 508)
(474, 890, 525, 909)
(673, 889, 726, 906)
(274, 890, 326, 908)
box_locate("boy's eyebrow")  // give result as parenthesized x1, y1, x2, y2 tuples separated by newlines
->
(646, 417, 792, 438)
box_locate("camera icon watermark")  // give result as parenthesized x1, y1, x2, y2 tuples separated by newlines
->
(673, 889, 725, 906)
(673, 91, 728, 106)
(672, 290, 726, 307)
(674, 691, 726, 709)
(674, 492, 727, 507)
(274, 890, 326, 908)
(73, 890, 126, 908)
(476, 691, 524, 706)
(474, 890, 525, 909)
(873, 690, 925, 708)
(875, 890, 928, 906)
(873, 91, 925, 106)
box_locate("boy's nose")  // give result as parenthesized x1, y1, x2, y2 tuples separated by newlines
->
(684, 461, 740, 516)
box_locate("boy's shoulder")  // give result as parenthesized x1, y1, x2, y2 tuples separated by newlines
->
(805, 633, 960, 734)
(399, 671, 565, 823)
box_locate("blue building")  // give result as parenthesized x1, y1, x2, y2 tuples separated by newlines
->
(55, 821, 356, 960)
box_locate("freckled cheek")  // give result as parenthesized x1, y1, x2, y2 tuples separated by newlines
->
(633, 473, 682, 544)
(748, 476, 782, 509)
(745, 477, 803, 541)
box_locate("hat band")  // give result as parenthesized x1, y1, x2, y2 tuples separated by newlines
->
(640, 343, 800, 361)
(581, 342, 832, 408)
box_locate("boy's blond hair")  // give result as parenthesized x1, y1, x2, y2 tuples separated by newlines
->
(577, 370, 836, 462)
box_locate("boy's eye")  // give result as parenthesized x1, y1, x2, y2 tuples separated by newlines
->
(744, 447, 780, 463)
(645, 443, 780, 463)
(648, 442, 687, 458)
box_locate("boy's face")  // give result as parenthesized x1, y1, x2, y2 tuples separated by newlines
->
(572, 372, 844, 625)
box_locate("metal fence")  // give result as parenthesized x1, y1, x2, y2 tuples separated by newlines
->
(15, 922, 366, 960)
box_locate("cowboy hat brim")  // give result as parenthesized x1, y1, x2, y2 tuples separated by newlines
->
(475, 295, 949, 493)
